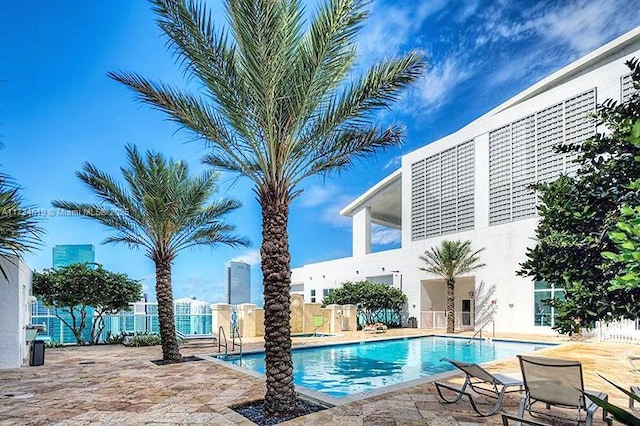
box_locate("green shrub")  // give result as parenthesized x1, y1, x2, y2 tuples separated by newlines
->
(44, 340, 63, 348)
(105, 331, 127, 345)
(123, 332, 162, 347)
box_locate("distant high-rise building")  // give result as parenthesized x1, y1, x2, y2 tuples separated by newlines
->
(226, 261, 251, 304)
(52, 244, 95, 269)
(33, 244, 97, 344)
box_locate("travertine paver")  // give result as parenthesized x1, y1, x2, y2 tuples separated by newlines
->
(0, 330, 637, 425)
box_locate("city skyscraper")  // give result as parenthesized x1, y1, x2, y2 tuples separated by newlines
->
(52, 244, 95, 269)
(226, 261, 251, 304)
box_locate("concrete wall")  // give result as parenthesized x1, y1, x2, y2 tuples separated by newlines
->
(291, 32, 640, 335)
(0, 256, 33, 369)
(210, 299, 357, 338)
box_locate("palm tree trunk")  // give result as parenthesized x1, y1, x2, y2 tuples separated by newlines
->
(446, 278, 455, 334)
(155, 258, 181, 362)
(260, 184, 296, 417)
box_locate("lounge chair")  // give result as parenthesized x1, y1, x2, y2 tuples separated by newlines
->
(434, 358, 524, 416)
(516, 355, 608, 425)
(629, 355, 640, 374)
(362, 323, 387, 333)
(501, 414, 552, 425)
(630, 385, 640, 410)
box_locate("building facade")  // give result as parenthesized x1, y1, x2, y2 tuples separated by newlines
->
(226, 261, 251, 304)
(0, 256, 33, 369)
(32, 244, 97, 344)
(291, 27, 640, 334)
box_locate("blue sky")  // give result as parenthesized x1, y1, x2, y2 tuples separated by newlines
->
(2, 0, 640, 305)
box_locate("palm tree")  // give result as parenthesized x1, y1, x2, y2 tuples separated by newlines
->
(419, 240, 485, 334)
(109, 0, 425, 415)
(53, 144, 248, 362)
(0, 172, 43, 280)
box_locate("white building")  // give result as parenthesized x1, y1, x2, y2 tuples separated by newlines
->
(0, 256, 33, 368)
(291, 26, 640, 334)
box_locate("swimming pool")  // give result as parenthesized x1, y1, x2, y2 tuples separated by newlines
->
(224, 336, 553, 398)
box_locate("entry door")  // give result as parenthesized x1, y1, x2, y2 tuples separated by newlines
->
(461, 299, 473, 327)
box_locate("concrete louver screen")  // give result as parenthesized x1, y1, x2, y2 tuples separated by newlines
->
(488, 89, 597, 226)
(410, 140, 475, 241)
(622, 73, 636, 103)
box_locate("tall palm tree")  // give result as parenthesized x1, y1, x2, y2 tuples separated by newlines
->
(419, 240, 485, 334)
(53, 144, 248, 362)
(109, 0, 425, 415)
(0, 173, 43, 280)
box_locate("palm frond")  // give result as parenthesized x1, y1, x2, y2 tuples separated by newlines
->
(419, 240, 486, 281)
(0, 174, 44, 279)
(55, 144, 248, 262)
(115, 0, 425, 194)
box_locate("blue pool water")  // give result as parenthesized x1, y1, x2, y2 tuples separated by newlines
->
(226, 336, 553, 397)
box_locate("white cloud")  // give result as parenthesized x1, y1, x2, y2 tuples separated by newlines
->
(230, 249, 261, 266)
(530, 0, 633, 55)
(383, 155, 402, 170)
(318, 197, 353, 228)
(413, 55, 473, 109)
(358, 0, 446, 60)
(371, 224, 401, 245)
(297, 184, 355, 228)
(298, 185, 339, 208)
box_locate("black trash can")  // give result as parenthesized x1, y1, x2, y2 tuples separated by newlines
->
(29, 340, 45, 366)
(408, 316, 417, 328)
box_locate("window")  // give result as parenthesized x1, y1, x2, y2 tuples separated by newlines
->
(533, 281, 565, 327)
(310, 289, 316, 303)
(322, 288, 334, 297)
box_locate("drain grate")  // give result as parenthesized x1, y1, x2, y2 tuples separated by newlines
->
(3, 393, 33, 399)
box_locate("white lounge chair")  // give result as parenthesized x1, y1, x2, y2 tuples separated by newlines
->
(434, 358, 524, 416)
(516, 355, 608, 425)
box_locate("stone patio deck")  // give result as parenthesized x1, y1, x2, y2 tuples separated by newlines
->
(0, 330, 637, 425)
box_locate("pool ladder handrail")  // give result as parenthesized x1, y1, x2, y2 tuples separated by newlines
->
(467, 319, 495, 344)
(218, 326, 243, 357)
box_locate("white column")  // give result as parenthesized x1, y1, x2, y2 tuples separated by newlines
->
(352, 206, 371, 256)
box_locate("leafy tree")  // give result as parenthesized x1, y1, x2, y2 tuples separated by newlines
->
(322, 280, 407, 327)
(109, 0, 424, 415)
(53, 145, 248, 360)
(32, 263, 142, 345)
(0, 173, 43, 280)
(602, 120, 640, 292)
(419, 240, 485, 333)
(520, 59, 640, 334)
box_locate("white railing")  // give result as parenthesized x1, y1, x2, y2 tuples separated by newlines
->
(420, 311, 475, 330)
(596, 318, 640, 343)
